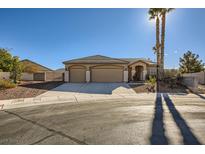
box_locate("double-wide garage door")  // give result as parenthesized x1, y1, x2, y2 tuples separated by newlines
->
(91, 67, 123, 82)
(69, 65, 123, 83)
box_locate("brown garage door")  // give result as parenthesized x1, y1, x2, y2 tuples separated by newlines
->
(91, 67, 123, 82)
(70, 68, 86, 83)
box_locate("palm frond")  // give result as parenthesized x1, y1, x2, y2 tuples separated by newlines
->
(167, 8, 175, 12)
(148, 8, 163, 20)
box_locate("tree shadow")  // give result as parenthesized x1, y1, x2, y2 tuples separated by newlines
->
(195, 93, 205, 100)
(150, 93, 169, 145)
(162, 93, 201, 145)
(20, 82, 133, 95)
(20, 81, 64, 90)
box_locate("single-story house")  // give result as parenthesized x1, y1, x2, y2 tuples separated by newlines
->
(63, 55, 157, 83)
(21, 59, 53, 81)
(21, 59, 53, 73)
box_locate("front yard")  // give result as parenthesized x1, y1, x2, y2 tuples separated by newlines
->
(0, 80, 203, 101)
(130, 81, 191, 93)
(0, 81, 64, 100)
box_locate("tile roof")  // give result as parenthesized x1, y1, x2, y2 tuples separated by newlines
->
(120, 58, 156, 65)
(63, 55, 156, 65)
(21, 59, 53, 71)
(63, 55, 129, 64)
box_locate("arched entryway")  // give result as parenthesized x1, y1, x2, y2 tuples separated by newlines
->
(133, 66, 143, 81)
(128, 61, 148, 82)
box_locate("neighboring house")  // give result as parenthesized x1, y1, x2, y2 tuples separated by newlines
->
(21, 59, 53, 73)
(21, 59, 53, 81)
(63, 55, 156, 83)
(55, 68, 65, 73)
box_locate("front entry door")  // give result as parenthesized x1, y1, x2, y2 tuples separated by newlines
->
(134, 66, 143, 81)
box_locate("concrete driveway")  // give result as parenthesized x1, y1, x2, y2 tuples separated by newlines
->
(0, 93, 205, 144)
(38, 83, 136, 97)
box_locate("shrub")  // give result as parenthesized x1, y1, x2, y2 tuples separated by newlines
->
(146, 74, 156, 80)
(146, 75, 156, 92)
(147, 75, 156, 85)
(0, 79, 16, 89)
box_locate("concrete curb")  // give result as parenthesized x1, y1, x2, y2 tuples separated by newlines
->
(1, 93, 204, 110)
(0, 93, 157, 110)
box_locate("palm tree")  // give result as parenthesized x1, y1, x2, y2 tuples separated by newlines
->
(160, 8, 174, 79)
(148, 8, 162, 90)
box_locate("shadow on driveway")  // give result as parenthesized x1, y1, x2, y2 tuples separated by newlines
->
(20, 81, 64, 90)
(37, 83, 134, 95)
(163, 93, 201, 145)
(194, 93, 205, 100)
(150, 93, 169, 144)
(150, 93, 201, 145)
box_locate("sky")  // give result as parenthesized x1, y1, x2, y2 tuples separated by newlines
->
(0, 8, 204, 70)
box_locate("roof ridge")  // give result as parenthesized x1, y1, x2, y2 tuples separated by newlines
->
(21, 59, 53, 71)
(120, 57, 154, 62)
(62, 55, 156, 64)
(63, 54, 129, 64)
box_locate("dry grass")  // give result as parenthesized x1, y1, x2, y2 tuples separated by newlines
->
(0, 80, 16, 89)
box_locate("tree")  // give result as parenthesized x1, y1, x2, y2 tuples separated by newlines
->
(148, 8, 163, 90)
(160, 8, 174, 78)
(179, 51, 205, 73)
(0, 48, 13, 72)
(10, 56, 23, 83)
(149, 9, 162, 68)
(0, 48, 23, 83)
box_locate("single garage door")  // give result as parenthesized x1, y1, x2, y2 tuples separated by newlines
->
(70, 67, 86, 83)
(91, 66, 123, 82)
(33, 73, 45, 81)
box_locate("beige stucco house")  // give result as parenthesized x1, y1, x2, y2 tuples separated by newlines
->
(63, 55, 156, 83)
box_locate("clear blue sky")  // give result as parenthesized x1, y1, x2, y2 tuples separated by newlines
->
(0, 8, 204, 69)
